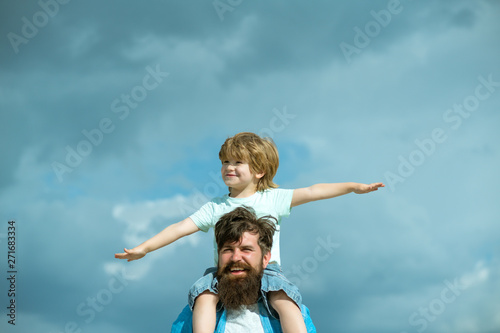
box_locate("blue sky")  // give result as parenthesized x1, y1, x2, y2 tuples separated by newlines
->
(1, 1, 499, 332)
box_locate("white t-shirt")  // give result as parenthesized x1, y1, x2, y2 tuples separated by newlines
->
(189, 188, 294, 265)
(225, 304, 264, 333)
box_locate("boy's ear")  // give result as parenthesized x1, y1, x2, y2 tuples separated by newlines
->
(255, 171, 265, 179)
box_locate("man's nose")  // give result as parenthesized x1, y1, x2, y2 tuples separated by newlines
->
(231, 249, 242, 261)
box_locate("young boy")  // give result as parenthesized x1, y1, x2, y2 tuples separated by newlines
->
(115, 132, 384, 333)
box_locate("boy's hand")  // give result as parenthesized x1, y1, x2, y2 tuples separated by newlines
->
(115, 248, 147, 262)
(353, 182, 385, 194)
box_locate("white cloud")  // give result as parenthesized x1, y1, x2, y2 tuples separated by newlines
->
(111, 194, 206, 279)
(459, 260, 489, 288)
(112, 194, 203, 245)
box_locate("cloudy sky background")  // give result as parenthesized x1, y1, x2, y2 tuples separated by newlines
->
(1, 0, 499, 332)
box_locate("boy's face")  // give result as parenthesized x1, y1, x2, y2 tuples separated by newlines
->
(221, 158, 264, 192)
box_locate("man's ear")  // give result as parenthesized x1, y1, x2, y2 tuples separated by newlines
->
(262, 251, 271, 269)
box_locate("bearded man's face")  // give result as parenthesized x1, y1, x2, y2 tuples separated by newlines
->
(216, 231, 270, 310)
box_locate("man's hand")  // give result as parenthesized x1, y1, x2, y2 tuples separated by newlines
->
(353, 182, 385, 194)
(115, 247, 147, 262)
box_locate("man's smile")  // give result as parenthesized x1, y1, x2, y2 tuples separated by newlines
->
(230, 269, 246, 276)
(224, 262, 251, 277)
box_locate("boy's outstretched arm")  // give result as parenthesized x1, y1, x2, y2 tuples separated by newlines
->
(114, 217, 200, 262)
(291, 182, 384, 207)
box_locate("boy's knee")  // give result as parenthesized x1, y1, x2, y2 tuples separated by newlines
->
(194, 290, 219, 308)
(269, 289, 287, 299)
(268, 290, 293, 307)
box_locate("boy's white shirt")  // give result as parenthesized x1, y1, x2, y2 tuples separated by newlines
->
(189, 188, 294, 265)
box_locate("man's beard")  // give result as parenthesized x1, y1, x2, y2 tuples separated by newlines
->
(216, 261, 263, 310)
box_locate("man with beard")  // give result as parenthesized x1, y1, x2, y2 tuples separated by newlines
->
(171, 207, 316, 332)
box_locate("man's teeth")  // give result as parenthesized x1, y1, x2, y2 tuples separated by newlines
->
(230, 268, 244, 271)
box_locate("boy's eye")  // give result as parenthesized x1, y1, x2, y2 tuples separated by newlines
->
(222, 160, 244, 165)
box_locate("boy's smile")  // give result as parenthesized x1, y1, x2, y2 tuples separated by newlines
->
(221, 159, 264, 197)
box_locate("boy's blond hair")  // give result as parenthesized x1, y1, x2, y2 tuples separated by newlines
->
(219, 132, 279, 192)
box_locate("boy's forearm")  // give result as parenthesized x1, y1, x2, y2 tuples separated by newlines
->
(309, 182, 357, 200)
(135, 226, 175, 254)
(136, 218, 199, 254)
(292, 182, 360, 207)
(292, 182, 384, 207)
